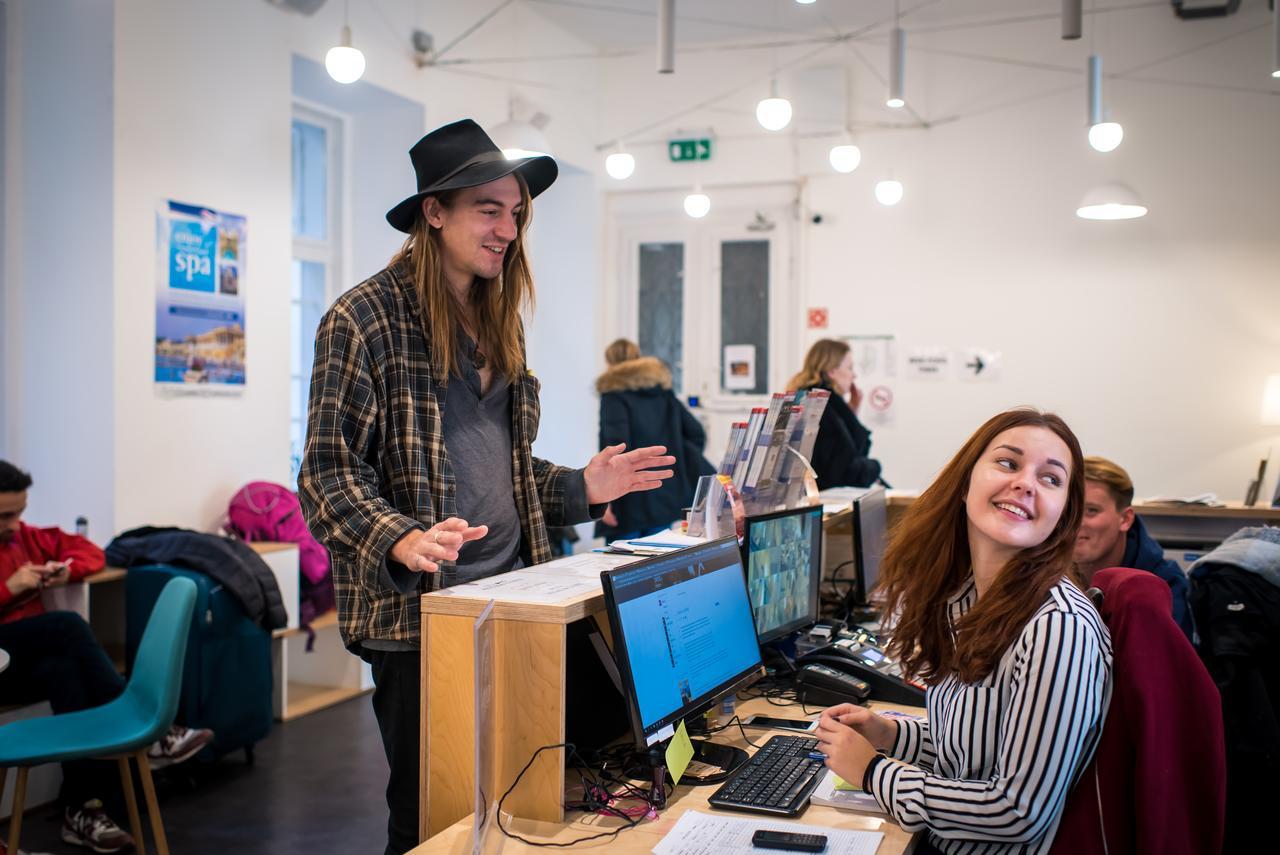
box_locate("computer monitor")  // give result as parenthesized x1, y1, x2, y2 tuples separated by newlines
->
(742, 506, 823, 643)
(851, 486, 888, 609)
(601, 537, 765, 751)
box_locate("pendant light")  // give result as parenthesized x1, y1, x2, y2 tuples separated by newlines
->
(605, 145, 636, 180)
(1076, 183, 1147, 220)
(684, 187, 711, 219)
(887, 2, 905, 109)
(325, 0, 366, 85)
(756, 80, 793, 131)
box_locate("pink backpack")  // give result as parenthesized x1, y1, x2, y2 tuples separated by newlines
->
(227, 482, 335, 625)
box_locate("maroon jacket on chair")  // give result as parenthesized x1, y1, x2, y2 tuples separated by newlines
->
(1050, 567, 1226, 854)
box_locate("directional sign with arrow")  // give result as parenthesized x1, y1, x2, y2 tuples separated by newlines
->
(959, 348, 1001, 381)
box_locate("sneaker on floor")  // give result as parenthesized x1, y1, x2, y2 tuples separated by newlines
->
(147, 724, 215, 769)
(61, 800, 134, 854)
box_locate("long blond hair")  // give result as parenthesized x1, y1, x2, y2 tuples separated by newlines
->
(387, 176, 535, 384)
(786, 338, 850, 391)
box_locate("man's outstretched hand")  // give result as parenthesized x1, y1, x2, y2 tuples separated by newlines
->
(583, 444, 676, 506)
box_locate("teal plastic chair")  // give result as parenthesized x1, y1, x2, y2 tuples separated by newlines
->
(0, 576, 197, 855)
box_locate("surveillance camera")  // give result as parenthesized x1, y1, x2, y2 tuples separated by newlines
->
(811, 213, 824, 225)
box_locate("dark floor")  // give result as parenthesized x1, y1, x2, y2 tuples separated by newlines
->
(6, 695, 389, 855)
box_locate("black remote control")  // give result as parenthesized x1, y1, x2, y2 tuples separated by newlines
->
(751, 829, 829, 852)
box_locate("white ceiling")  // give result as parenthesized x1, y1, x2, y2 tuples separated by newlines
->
(428, 0, 1277, 143)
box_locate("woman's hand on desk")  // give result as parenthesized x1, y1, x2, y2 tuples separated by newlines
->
(390, 518, 489, 574)
(814, 710, 879, 787)
(821, 703, 896, 751)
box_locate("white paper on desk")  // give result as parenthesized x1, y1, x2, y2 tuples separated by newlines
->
(651, 810, 883, 855)
(435, 570, 600, 603)
(523, 551, 637, 579)
(810, 770, 886, 815)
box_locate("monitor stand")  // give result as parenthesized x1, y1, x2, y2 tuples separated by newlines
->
(682, 716, 748, 785)
(631, 719, 750, 804)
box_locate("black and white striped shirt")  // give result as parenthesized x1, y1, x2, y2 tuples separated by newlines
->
(867, 575, 1113, 854)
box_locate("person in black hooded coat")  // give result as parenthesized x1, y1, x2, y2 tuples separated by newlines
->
(787, 338, 882, 490)
(595, 340, 714, 541)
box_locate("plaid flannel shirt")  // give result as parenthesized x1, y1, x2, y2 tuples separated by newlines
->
(299, 259, 579, 650)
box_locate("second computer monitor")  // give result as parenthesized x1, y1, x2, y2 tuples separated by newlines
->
(852, 486, 888, 608)
(742, 505, 823, 644)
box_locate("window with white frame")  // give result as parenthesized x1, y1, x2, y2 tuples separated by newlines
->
(290, 106, 343, 482)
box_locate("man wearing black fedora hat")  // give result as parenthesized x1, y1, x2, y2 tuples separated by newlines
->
(299, 119, 675, 853)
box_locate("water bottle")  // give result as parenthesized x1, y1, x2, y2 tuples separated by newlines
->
(75, 516, 89, 538)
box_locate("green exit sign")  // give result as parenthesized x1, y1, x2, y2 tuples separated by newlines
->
(668, 138, 712, 162)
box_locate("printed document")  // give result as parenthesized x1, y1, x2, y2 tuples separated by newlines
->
(651, 810, 883, 855)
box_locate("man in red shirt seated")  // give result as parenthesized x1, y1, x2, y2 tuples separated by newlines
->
(0, 461, 214, 854)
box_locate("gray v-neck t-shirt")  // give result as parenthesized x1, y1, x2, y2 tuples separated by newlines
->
(441, 334, 521, 584)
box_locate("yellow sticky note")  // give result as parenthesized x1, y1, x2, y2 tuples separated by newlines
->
(666, 720, 695, 785)
(832, 775, 863, 792)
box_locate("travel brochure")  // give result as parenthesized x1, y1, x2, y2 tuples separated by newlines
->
(155, 199, 247, 387)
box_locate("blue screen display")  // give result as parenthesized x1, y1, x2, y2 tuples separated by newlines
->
(607, 539, 762, 737)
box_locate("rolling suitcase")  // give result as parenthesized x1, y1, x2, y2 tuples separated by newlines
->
(126, 564, 273, 761)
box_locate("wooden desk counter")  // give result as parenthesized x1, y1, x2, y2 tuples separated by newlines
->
(419, 579, 613, 840)
(410, 696, 919, 854)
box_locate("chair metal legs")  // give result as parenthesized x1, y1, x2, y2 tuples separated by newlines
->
(134, 748, 169, 855)
(118, 756, 147, 855)
(4, 766, 28, 855)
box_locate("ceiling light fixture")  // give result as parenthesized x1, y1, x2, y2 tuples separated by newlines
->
(658, 0, 675, 74)
(605, 146, 636, 180)
(796, 0, 818, 5)
(491, 100, 553, 159)
(684, 188, 711, 219)
(875, 179, 904, 206)
(1062, 0, 1082, 40)
(756, 80, 793, 131)
(1273, 0, 1279, 78)
(829, 142, 862, 173)
(325, 0, 366, 84)
(887, 2, 906, 108)
(1087, 54, 1123, 152)
(1076, 182, 1147, 220)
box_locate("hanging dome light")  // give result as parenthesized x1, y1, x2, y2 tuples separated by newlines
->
(605, 151, 636, 180)
(326, 25, 366, 84)
(684, 191, 711, 218)
(874, 179, 904, 206)
(1076, 182, 1147, 220)
(756, 96, 793, 132)
(756, 78, 792, 131)
(1088, 121, 1124, 153)
(829, 143, 862, 173)
(490, 119, 552, 159)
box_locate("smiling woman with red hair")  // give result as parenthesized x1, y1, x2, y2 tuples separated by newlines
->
(815, 409, 1113, 855)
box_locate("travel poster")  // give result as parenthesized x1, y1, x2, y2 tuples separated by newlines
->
(155, 200, 247, 386)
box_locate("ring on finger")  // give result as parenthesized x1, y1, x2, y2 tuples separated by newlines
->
(432, 530, 441, 544)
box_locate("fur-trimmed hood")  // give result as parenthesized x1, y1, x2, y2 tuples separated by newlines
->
(595, 356, 672, 395)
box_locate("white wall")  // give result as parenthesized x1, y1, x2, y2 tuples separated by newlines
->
(4, 0, 115, 534)
(2, 0, 608, 533)
(527, 164, 601, 473)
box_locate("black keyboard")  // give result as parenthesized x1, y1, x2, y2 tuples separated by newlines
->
(708, 734, 825, 817)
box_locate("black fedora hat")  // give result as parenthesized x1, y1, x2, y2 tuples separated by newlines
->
(385, 119, 558, 233)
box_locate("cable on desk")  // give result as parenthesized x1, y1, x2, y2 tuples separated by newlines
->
(496, 742, 658, 847)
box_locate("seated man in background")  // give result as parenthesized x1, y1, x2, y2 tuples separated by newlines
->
(0, 460, 213, 854)
(1073, 455, 1193, 639)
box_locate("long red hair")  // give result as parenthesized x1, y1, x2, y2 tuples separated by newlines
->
(878, 409, 1086, 684)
